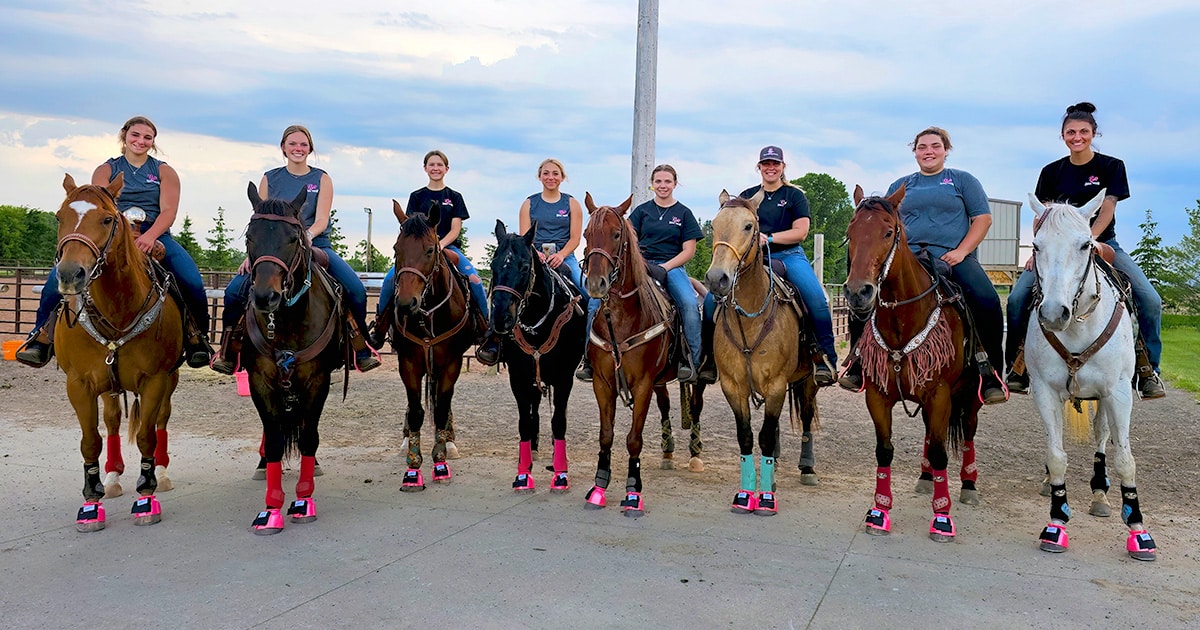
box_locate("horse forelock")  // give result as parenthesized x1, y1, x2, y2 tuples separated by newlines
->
(399, 211, 434, 239)
(58, 185, 140, 266)
(1036, 202, 1092, 239)
(252, 196, 298, 218)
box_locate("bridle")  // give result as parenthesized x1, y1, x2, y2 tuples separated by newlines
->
(248, 212, 312, 309)
(393, 234, 453, 317)
(55, 188, 122, 288)
(710, 199, 776, 319)
(490, 243, 557, 334)
(582, 206, 632, 300)
(1030, 209, 1103, 324)
(850, 197, 939, 312)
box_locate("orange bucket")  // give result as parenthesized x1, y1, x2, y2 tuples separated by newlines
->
(236, 370, 251, 396)
(3, 340, 22, 361)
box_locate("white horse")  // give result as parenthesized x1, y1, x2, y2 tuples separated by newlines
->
(1024, 189, 1157, 561)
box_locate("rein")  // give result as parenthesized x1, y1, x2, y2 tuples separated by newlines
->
(494, 248, 584, 393)
(248, 213, 312, 307)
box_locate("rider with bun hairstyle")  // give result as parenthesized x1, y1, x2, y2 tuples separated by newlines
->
(1005, 102, 1165, 399)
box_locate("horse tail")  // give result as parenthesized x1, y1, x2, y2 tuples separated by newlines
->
(1064, 400, 1094, 444)
(128, 395, 143, 446)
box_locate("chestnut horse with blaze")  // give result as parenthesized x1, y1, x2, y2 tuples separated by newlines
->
(53, 173, 182, 532)
(844, 185, 981, 542)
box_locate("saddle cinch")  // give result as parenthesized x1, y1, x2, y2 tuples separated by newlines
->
(643, 263, 695, 377)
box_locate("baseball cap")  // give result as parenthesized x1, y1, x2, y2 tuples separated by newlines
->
(758, 146, 785, 163)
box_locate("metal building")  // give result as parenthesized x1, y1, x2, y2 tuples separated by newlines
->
(979, 198, 1022, 287)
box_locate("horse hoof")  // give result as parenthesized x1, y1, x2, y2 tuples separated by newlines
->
(530, 449, 539, 461)
(400, 469, 426, 492)
(584, 486, 606, 509)
(928, 514, 956, 542)
(1127, 530, 1157, 561)
(155, 466, 174, 492)
(914, 479, 933, 494)
(446, 442, 461, 460)
(1039, 523, 1068, 552)
(131, 495, 162, 526)
(800, 473, 820, 486)
(313, 462, 324, 477)
(252, 468, 266, 481)
(1039, 481, 1052, 497)
(620, 491, 644, 517)
(959, 489, 980, 506)
(660, 457, 674, 470)
(1089, 502, 1111, 517)
(731, 490, 758, 514)
(287, 498, 317, 523)
(512, 473, 536, 493)
(755, 492, 778, 516)
(76, 502, 106, 533)
(252, 508, 284, 535)
(551, 472, 570, 493)
(433, 462, 452, 483)
(688, 457, 704, 473)
(103, 471, 123, 498)
(864, 508, 891, 535)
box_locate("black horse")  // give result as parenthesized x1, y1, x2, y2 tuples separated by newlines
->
(490, 220, 588, 492)
(242, 182, 345, 534)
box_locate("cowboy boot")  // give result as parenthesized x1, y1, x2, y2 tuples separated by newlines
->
(1133, 336, 1165, 399)
(346, 312, 381, 372)
(210, 317, 244, 375)
(575, 353, 594, 382)
(696, 316, 718, 384)
(367, 302, 393, 350)
(838, 316, 865, 392)
(475, 330, 502, 366)
(182, 313, 214, 369)
(976, 351, 1007, 405)
(15, 313, 58, 368)
(1005, 348, 1030, 394)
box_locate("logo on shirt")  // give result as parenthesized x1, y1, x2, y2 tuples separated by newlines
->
(306, 184, 319, 193)
(556, 208, 568, 218)
(1085, 175, 1101, 187)
(669, 216, 682, 226)
(146, 174, 159, 184)
(940, 177, 954, 186)
(441, 199, 454, 206)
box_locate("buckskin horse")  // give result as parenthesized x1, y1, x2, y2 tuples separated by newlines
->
(705, 190, 820, 516)
(489, 219, 587, 492)
(242, 182, 345, 534)
(581, 193, 700, 516)
(1024, 190, 1157, 560)
(53, 173, 182, 532)
(382, 200, 478, 492)
(844, 184, 981, 542)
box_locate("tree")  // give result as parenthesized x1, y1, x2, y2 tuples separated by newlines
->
(685, 219, 714, 280)
(0, 205, 56, 264)
(349, 239, 390, 274)
(1159, 200, 1200, 314)
(0, 205, 28, 262)
(793, 172, 853, 284)
(1130, 209, 1167, 287)
(203, 206, 242, 270)
(458, 224, 470, 253)
(328, 208, 347, 258)
(176, 215, 204, 262)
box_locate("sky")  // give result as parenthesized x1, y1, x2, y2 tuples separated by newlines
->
(1, 0, 1197, 267)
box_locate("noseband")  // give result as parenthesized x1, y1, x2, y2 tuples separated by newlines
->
(850, 197, 937, 311)
(582, 206, 629, 298)
(1031, 210, 1102, 323)
(394, 237, 451, 315)
(249, 212, 312, 307)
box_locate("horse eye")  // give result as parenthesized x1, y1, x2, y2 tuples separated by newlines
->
(426, 247, 436, 256)
(884, 230, 893, 239)
(1032, 244, 1039, 252)
(743, 223, 752, 232)
(103, 216, 114, 225)
(1079, 242, 1091, 251)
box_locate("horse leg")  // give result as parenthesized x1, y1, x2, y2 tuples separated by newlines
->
(915, 434, 934, 494)
(686, 382, 705, 472)
(722, 378, 758, 513)
(1033, 385, 1071, 552)
(753, 388, 788, 515)
(1104, 392, 1156, 560)
(400, 373, 426, 492)
(101, 395, 124, 498)
(584, 379, 617, 509)
(958, 400, 980, 507)
(924, 398, 957, 542)
(511, 371, 537, 492)
(796, 379, 818, 485)
(253, 433, 268, 480)
(619, 380, 654, 518)
(1088, 414, 1113, 517)
(429, 373, 458, 483)
(445, 409, 460, 460)
(69, 381, 106, 532)
(657, 385, 675, 470)
(864, 392, 895, 535)
(550, 379, 571, 492)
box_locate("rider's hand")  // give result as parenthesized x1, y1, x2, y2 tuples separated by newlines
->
(546, 252, 564, 269)
(1024, 255, 1035, 271)
(940, 248, 966, 266)
(237, 256, 250, 275)
(134, 233, 156, 255)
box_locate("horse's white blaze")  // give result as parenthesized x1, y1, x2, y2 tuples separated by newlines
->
(69, 200, 97, 230)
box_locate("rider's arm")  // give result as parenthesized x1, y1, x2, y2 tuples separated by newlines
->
(762, 216, 810, 247)
(306, 173, 333, 239)
(661, 239, 696, 272)
(1091, 195, 1118, 240)
(440, 217, 463, 249)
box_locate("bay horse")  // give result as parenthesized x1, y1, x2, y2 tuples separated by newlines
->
(53, 173, 182, 532)
(382, 200, 477, 491)
(1024, 189, 1157, 560)
(242, 182, 345, 534)
(581, 193, 700, 516)
(704, 190, 820, 515)
(844, 184, 981, 542)
(489, 220, 587, 492)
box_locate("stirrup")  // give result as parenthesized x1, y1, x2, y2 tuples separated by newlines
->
(15, 334, 53, 368)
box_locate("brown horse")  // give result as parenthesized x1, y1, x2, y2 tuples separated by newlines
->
(705, 190, 820, 515)
(53, 173, 182, 532)
(844, 185, 981, 542)
(383, 200, 477, 491)
(581, 193, 688, 517)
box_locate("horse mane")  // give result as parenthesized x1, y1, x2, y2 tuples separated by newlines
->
(1037, 202, 1092, 237)
(622, 221, 673, 323)
(400, 211, 434, 239)
(70, 185, 145, 272)
(253, 197, 300, 218)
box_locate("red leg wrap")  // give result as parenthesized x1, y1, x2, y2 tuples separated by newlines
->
(960, 441, 978, 484)
(265, 462, 285, 509)
(518, 441, 533, 475)
(553, 439, 568, 473)
(920, 436, 931, 476)
(105, 434, 124, 475)
(296, 455, 316, 499)
(932, 469, 951, 513)
(874, 466, 893, 510)
(154, 429, 169, 469)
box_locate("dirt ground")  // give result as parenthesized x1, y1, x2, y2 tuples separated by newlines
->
(3, 350, 1198, 559)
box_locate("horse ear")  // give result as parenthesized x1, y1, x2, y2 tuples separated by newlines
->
(584, 192, 598, 215)
(616, 195, 633, 216)
(852, 184, 865, 205)
(718, 189, 731, 206)
(885, 183, 905, 211)
(425, 198, 441, 227)
(62, 173, 78, 194)
(247, 181, 263, 208)
(105, 171, 124, 200)
(289, 186, 307, 216)
(1080, 188, 1106, 223)
(748, 189, 765, 212)
(524, 221, 538, 247)
(1027, 193, 1046, 221)
(392, 199, 407, 224)
(495, 219, 506, 240)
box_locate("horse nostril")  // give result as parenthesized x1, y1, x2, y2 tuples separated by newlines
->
(1060, 306, 1071, 322)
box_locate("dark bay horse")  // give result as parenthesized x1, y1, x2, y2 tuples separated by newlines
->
(242, 182, 345, 534)
(705, 190, 820, 515)
(844, 185, 981, 542)
(53, 173, 182, 532)
(582, 193, 700, 516)
(489, 220, 587, 492)
(383, 200, 477, 491)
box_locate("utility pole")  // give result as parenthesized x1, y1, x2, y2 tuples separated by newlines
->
(630, 0, 658, 207)
(363, 207, 373, 272)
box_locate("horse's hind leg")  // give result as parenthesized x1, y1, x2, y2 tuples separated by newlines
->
(686, 382, 704, 472)
(959, 403, 980, 507)
(101, 395, 124, 498)
(657, 385, 675, 469)
(549, 380, 571, 491)
(154, 383, 175, 493)
(1088, 414, 1112, 517)
(915, 435, 934, 494)
(795, 379, 818, 486)
(445, 410, 460, 460)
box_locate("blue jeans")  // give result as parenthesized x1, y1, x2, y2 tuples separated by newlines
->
(1007, 238, 1162, 371)
(654, 264, 702, 366)
(774, 246, 837, 364)
(378, 245, 488, 319)
(35, 230, 209, 332)
(226, 245, 367, 329)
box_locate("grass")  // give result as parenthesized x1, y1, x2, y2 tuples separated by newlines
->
(1160, 326, 1200, 399)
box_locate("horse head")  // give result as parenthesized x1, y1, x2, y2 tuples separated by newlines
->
(844, 184, 907, 316)
(582, 192, 634, 299)
(392, 198, 444, 315)
(55, 172, 134, 295)
(705, 189, 765, 298)
(1029, 189, 1106, 332)
(489, 219, 538, 335)
(245, 181, 309, 314)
